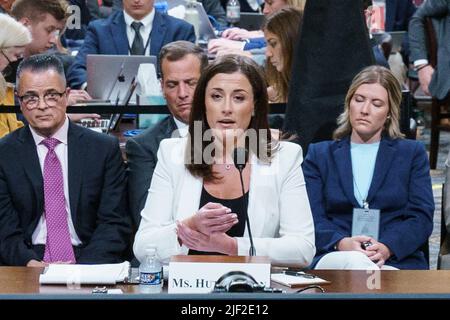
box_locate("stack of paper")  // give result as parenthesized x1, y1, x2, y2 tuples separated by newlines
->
(271, 273, 330, 288)
(39, 262, 130, 285)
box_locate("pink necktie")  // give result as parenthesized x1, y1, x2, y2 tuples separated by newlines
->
(41, 138, 76, 263)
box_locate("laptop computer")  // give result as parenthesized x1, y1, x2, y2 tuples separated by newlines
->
(86, 54, 157, 104)
(371, 31, 406, 53)
(236, 13, 265, 31)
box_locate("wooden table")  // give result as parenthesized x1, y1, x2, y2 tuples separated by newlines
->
(2, 267, 450, 296)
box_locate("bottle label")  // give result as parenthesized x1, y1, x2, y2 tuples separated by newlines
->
(227, 7, 240, 22)
(140, 271, 163, 285)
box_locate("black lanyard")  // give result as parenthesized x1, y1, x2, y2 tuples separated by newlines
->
(127, 27, 152, 55)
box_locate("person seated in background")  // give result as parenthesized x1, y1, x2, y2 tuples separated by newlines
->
(133, 55, 315, 265)
(409, 0, 450, 100)
(263, 6, 303, 103)
(67, 0, 196, 89)
(126, 40, 208, 234)
(0, 54, 131, 266)
(9, 0, 98, 121)
(0, 13, 31, 138)
(208, 0, 305, 55)
(302, 65, 434, 270)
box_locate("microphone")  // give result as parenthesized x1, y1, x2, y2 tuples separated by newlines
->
(232, 147, 256, 256)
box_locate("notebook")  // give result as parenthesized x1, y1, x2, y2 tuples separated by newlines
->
(271, 272, 330, 288)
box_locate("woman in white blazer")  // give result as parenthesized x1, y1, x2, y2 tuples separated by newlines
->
(133, 55, 315, 266)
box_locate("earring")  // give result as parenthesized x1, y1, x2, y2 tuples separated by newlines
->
(252, 109, 255, 117)
(387, 115, 391, 119)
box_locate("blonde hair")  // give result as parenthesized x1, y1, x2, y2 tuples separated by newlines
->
(333, 65, 404, 140)
(0, 13, 32, 48)
(287, 0, 306, 10)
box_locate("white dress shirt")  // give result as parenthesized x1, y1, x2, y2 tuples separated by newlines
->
(30, 117, 82, 246)
(173, 117, 189, 138)
(123, 10, 155, 56)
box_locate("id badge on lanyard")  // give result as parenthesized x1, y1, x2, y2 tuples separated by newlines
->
(351, 201, 380, 240)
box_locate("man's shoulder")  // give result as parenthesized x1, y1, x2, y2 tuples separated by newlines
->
(0, 126, 27, 151)
(133, 116, 174, 142)
(71, 123, 118, 145)
(88, 10, 122, 29)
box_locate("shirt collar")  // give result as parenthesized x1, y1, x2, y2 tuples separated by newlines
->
(173, 116, 189, 137)
(123, 9, 155, 29)
(30, 116, 69, 146)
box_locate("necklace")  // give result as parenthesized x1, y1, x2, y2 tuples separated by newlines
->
(225, 164, 231, 170)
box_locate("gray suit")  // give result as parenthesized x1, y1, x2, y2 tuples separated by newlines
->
(409, 0, 450, 100)
(125, 116, 178, 230)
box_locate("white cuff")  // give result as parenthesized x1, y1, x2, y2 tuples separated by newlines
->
(414, 59, 428, 67)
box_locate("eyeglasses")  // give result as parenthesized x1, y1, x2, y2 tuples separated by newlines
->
(17, 91, 66, 109)
(1, 50, 13, 78)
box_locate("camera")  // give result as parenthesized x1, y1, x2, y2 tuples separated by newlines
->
(361, 241, 373, 250)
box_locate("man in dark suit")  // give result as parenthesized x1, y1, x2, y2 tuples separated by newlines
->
(126, 41, 207, 230)
(409, 0, 450, 100)
(67, 0, 196, 89)
(0, 54, 131, 266)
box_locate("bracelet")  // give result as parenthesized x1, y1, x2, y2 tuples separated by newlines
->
(416, 64, 429, 71)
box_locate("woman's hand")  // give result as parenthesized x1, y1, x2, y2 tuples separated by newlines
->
(222, 27, 254, 40)
(336, 236, 376, 257)
(365, 240, 392, 267)
(182, 202, 238, 235)
(176, 221, 237, 255)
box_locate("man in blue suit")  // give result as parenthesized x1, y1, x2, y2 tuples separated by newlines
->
(0, 55, 131, 266)
(67, 0, 196, 89)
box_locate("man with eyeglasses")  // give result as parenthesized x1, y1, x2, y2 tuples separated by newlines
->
(0, 54, 131, 266)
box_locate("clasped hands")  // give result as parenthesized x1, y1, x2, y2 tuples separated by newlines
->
(176, 202, 238, 255)
(337, 236, 392, 268)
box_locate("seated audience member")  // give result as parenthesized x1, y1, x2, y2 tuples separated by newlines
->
(67, 0, 196, 89)
(0, 13, 31, 138)
(263, 6, 303, 103)
(126, 41, 208, 232)
(303, 65, 434, 270)
(133, 55, 315, 265)
(409, 0, 450, 100)
(0, 55, 131, 266)
(209, 0, 305, 55)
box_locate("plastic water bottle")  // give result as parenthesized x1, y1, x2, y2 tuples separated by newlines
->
(139, 247, 163, 293)
(226, 0, 240, 26)
(185, 0, 200, 41)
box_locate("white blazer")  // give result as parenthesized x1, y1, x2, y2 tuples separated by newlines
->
(133, 138, 315, 266)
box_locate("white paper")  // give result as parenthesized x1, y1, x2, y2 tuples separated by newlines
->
(136, 63, 161, 96)
(39, 262, 130, 285)
(271, 273, 329, 288)
(168, 5, 186, 19)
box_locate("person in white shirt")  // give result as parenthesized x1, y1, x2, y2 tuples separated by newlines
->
(133, 55, 315, 266)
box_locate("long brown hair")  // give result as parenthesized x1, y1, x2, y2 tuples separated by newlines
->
(333, 65, 404, 140)
(262, 6, 303, 102)
(185, 55, 276, 181)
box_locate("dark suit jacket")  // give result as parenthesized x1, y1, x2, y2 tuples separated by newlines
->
(409, 0, 450, 100)
(303, 137, 434, 269)
(385, 0, 417, 31)
(125, 116, 177, 230)
(67, 10, 196, 88)
(0, 122, 131, 266)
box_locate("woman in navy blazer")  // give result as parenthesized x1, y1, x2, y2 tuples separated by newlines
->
(303, 65, 434, 270)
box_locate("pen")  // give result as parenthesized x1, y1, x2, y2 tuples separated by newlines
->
(283, 271, 316, 279)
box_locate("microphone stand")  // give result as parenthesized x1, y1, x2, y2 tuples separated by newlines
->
(233, 148, 256, 256)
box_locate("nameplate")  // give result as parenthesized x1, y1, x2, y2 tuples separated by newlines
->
(168, 255, 271, 294)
